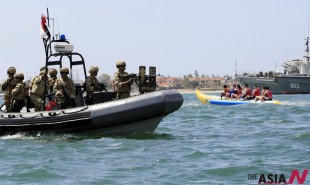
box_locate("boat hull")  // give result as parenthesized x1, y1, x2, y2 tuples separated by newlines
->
(0, 90, 183, 135)
(235, 76, 310, 94)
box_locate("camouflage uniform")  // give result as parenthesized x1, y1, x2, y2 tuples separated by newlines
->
(48, 68, 58, 93)
(11, 73, 26, 112)
(113, 61, 132, 99)
(29, 67, 45, 92)
(30, 75, 47, 112)
(48, 77, 57, 93)
(85, 66, 100, 105)
(86, 76, 100, 94)
(53, 68, 76, 109)
(28, 76, 38, 91)
(1, 67, 17, 112)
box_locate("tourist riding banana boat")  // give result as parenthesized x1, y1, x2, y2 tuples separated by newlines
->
(195, 89, 281, 105)
(0, 10, 183, 136)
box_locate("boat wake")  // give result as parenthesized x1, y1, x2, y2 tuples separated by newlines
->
(0, 131, 175, 141)
(0, 133, 38, 140)
(279, 101, 310, 106)
(182, 102, 203, 108)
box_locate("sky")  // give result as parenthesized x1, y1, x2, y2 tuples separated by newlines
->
(1, 0, 310, 81)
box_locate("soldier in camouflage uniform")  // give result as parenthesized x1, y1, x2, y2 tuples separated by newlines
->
(113, 61, 133, 99)
(1, 67, 17, 112)
(11, 73, 26, 112)
(48, 68, 58, 93)
(29, 66, 46, 92)
(53, 67, 76, 109)
(85, 66, 100, 105)
(30, 67, 48, 111)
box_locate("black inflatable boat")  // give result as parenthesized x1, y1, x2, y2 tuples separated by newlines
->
(0, 10, 183, 135)
(0, 90, 183, 135)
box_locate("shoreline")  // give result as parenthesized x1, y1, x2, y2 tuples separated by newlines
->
(176, 88, 222, 94)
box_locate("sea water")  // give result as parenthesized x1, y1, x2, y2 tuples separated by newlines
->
(0, 93, 309, 184)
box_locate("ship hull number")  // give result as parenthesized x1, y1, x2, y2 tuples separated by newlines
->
(290, 83, 300, 89)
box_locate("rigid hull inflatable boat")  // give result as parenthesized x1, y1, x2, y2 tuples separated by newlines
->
(0, 90, 183, 135)
(0, 10, 183, 135)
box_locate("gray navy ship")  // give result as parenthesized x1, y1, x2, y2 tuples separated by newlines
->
(235, 37, 310, 94)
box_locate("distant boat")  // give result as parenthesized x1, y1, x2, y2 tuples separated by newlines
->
(195, 89, 281, 105)
(235, 37, 310, 94)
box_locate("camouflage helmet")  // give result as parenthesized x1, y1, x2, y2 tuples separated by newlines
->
(7, 67, 16, 74)
(60, 67, 69, 74)
(116, 60, 126, 67)
(48, 68, 58, 76)
(15, 73, 24, 80)
(40, 66, 47, 74)
(89, 66, 99, 74)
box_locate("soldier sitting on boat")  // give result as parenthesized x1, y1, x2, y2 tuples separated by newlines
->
(85, 66, 100, 105)
(53, 67, 76, 109)
(30, 67, 48, 111)
(11, 73, 26, 112)
(113, 61, 134, 100)
(1, 67, 17, 112)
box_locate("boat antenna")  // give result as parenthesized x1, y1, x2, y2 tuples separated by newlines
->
(305, 37, 310, 71)
(306, 37, 309, 53)
(274, 62, 277, 77)
(234, 59, 237, 76)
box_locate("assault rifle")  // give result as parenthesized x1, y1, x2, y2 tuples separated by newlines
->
(99, 83, 108, 92)
(128, 73, 138, 79)
(44, 92, 55, 100)
(92, 82, 107, 92)
(9, 97, 15, 113)
(61, 86, 76, 108)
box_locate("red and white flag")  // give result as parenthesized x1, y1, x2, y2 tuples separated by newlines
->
(40, 14, 51, 40)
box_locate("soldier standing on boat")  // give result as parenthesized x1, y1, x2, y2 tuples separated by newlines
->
(48, 68, 58, 93)
(85, 66, 100, 105)
(53, 67, 76, 109)
(1, 67, 17, 112)
(11, 73, 26, 112)
(30, 67, 48, 111)
(29, 67, 46, 92)
(113, 61, 133, 99)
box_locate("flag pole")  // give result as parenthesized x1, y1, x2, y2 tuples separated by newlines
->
(43, 7, 50, 111)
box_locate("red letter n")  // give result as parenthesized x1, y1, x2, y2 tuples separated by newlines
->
(288, 169, 308, 184)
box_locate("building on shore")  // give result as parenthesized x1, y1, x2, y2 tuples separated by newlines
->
(156, 76, 227, 89)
